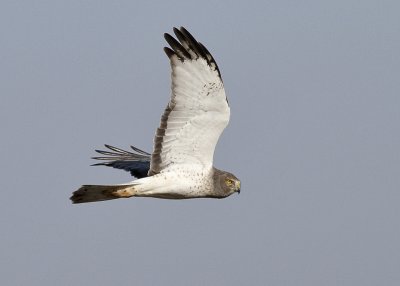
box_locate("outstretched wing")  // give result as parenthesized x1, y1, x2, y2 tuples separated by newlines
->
(149, 27, 230, 175)
(92, 144, 150, 178)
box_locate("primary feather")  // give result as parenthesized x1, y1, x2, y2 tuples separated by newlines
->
(92, 144, 150, 178)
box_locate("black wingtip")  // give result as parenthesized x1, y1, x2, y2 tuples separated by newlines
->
(164, 32, 191, 60)
(163, 27, 222, 79)
(163, 47, 175, 58)
(89, 144, 151, 178)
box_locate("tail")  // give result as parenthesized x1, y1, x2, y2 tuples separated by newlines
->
(70, 184, 136, 204)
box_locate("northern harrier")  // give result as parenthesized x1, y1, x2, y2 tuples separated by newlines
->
(70, 27, 240, 204)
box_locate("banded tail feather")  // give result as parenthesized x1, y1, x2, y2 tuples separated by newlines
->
(70, 184, 136, 204)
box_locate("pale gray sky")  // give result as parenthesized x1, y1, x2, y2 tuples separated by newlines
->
(1, 1, 399, 285)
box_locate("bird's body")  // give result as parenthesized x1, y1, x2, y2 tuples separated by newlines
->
(71, 27, 240, 204)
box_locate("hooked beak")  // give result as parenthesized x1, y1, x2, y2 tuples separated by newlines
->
(236, 181, 241, 194)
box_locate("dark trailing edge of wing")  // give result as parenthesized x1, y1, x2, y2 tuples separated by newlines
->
(163, 26, 221, 79)
(92, 144, 150, 178)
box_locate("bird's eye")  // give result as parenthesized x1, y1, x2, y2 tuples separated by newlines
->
(225, 179, 234, 186)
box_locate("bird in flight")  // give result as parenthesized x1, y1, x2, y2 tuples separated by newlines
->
(70, 27, 240, 204)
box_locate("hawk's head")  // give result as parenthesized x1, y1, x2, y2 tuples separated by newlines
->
(213, 169, 241, 197)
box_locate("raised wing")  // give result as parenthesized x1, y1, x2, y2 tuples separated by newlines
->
(92, 144, 150, 178)
(149, 27, 230, 176)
